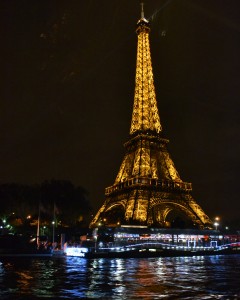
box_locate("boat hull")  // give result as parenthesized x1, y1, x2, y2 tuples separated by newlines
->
(84, 248, 240, 259)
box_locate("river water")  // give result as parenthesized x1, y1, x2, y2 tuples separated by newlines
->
(0, 254, 240, 299)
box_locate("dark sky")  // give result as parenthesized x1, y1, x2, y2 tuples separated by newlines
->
(1, 0, 240, 224)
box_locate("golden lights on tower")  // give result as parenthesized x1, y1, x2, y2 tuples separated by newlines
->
(130, 13, 162, 135)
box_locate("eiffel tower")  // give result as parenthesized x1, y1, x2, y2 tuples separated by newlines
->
(90, 5, 212, 229)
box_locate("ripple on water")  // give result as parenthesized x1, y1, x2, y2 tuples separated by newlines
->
(0, 255, 239, 299)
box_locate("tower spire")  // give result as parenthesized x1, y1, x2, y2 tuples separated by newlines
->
(140, 2, 144, 19)
(130, 4, 162, 135)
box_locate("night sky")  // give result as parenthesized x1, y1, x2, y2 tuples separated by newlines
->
(1, 1, 240, 224)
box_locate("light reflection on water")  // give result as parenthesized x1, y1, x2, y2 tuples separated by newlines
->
(0, 255, 240, 299)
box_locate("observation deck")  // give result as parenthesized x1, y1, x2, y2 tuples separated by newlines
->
(105, 177, 192, 196)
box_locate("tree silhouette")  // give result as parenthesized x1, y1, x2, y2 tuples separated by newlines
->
(0, 180, 92, 233)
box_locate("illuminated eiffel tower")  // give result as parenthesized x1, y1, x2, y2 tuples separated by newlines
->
(90, 5, 212, 229)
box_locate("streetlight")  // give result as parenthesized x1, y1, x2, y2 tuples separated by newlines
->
(214, 217, 220, 231)
(42, 225, 46, 236)
(1, 219, 6, 234)
(52, 221, 55, 245)
(214, 222, 219, 230)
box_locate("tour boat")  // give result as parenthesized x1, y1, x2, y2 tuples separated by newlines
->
(64, 227, 240, 258)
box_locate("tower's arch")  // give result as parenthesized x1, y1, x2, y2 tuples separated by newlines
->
(150, 202, 204, 228)
(99, 203, 125, 225)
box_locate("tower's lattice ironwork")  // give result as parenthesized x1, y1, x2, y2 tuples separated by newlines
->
(90, 10, 212, 229)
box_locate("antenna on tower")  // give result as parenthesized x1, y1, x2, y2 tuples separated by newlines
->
(140, 2, 144, 19)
